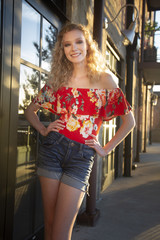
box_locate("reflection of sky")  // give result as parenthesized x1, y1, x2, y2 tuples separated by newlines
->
(19, 0, 58, 114)
(153, 85, 160, 92)
(21, 0, 40, 66)
(21, 0, 54, 71)
(155, 11, 160, 61)
(42, 18, 52, 71)
(153, 11, 160, 92)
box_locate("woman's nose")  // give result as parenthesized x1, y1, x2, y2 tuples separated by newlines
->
(71, 43, 77, 50)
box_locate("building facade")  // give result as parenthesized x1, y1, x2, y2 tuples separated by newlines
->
(1, 0, 160, 239)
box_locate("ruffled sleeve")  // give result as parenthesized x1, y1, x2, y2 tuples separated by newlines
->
(100, 88, 132, 121)
(32, 84, 57, 114)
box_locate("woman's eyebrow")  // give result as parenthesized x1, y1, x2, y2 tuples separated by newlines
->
(63, 37, 83, 43)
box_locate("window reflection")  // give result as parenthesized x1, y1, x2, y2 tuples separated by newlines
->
(41, 72, 48, 88)
(16, 126, 37, 184)
(17, 64, 39, 184)
(19, 64, 39, 115)
(21, 0, 57, 71)
(15, 1, 60, 238)
(21, 0, 40, 66)
(39, 73, 55, 122)
(17, 0, 58, 187)
(42, 18, 57, 71)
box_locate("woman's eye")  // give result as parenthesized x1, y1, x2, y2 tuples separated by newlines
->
(64, 40, 83, 47)
(64, 43, 70, 47)
(76, 40, 83, 44)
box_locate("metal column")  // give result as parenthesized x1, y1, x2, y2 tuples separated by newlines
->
(124, 0, 134, 177)
(135, 0, 146, 162)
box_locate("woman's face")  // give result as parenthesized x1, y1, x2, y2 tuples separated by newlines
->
(62, 29, 88, 64)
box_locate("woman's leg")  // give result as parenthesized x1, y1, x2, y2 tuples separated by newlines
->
(39, 176, 60, 240)
(52, 182, 85, 240)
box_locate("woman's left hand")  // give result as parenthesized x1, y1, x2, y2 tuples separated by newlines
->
(85, 134, 107, 157)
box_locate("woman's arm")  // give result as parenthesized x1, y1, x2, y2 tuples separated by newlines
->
(24, 103, 65, 136)
(85, 111, 135, 157)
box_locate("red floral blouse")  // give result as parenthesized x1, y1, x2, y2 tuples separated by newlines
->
(33, 84, 131, 144)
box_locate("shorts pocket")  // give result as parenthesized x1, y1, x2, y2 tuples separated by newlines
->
(42, 132, 59, 146)
(81, 148, 95, 162)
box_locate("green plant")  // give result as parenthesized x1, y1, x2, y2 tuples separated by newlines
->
(145, 19, 160, 37)
(144, 19, 160, 48)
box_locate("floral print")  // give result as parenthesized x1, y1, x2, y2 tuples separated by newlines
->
(66, 116, 80, 132)
(33, 85, 131, 144)
(71, 88, 79, 98)
(57, 94, 67, 114)
(80, 120, 93, 138)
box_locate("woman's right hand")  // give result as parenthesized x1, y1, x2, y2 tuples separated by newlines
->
(24, 103, 65, 137)
(42, 119, 65, 136)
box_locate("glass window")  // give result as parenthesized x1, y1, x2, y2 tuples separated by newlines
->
(14, 181, 43, 240)
(21, 0, 40, 66)
(106, 50, 110, 66)
(102, 39, 121, 188)
(155, 11, 160, 62)
(42, 18, 57, 71)
(18, 64, 39, 115)
(106, 40, 121, 76)
(14, 0, 60, 239)
(17, 64, 39, 184)
(39, 72, 55, 122)
(41, 72, 48, 88)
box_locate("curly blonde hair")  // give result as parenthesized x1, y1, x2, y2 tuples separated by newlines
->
(48, 23, 106, 90)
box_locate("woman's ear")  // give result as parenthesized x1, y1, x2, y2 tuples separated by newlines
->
(86, 43, 89, 50)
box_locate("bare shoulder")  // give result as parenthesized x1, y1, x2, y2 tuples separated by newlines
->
(100, 71, 118, 89)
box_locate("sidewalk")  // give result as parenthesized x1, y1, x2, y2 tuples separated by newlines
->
(72, 143, 160, 240)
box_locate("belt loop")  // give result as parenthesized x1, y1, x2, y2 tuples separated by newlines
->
(79, 144, 83, 152)
(57, 134, 64, 144)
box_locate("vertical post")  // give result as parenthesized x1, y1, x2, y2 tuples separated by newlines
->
(149, 89, 153, 145)
(124, 0, 134, 177)
(86, 156, 98, 216)
(124, 45, 134, 176)
(136, 0, 145, 162)
(86, 0, 104, 224)
(143, 85, 148, 152)
(92, 0, 104, 50)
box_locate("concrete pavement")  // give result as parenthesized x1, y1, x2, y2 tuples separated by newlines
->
(72, 143, 160, 240)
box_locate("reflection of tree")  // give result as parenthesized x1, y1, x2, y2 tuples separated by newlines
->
(33, 24, 57, 63)
(19, 70, 39, 112)
(19, 22, 57, 122)
(19, 70, 53, 121)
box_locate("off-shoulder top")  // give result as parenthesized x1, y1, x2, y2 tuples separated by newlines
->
(32, 84, 131, 144)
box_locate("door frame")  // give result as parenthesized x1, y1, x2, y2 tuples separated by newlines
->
(0, 0, 67, 239)
(0, 0, 18, 238)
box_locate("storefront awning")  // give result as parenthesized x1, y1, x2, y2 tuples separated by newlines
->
(147, 0, 160, 11)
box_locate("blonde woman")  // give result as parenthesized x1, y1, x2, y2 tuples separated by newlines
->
(25, 23, 135, 240)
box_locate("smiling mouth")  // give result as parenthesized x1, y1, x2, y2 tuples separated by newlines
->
(71, 53, 81, 57)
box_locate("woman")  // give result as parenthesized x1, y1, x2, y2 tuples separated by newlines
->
(25, 23, 135, 240)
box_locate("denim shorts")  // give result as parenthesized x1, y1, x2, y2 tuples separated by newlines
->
(37, 131, 96, 193)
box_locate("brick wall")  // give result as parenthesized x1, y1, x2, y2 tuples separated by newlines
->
(66, 0, 94, 32)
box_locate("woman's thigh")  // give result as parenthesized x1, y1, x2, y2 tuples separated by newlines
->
(39, 176, 60, 224)
(52, 182, 85, 240)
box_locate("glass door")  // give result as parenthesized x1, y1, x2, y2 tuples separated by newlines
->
(102, 40, 121, 189)
(13, 0, 62, 239)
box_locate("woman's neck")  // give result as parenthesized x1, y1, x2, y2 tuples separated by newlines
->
(72, 61, 87, 79)
(68, 65, 89, 88)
